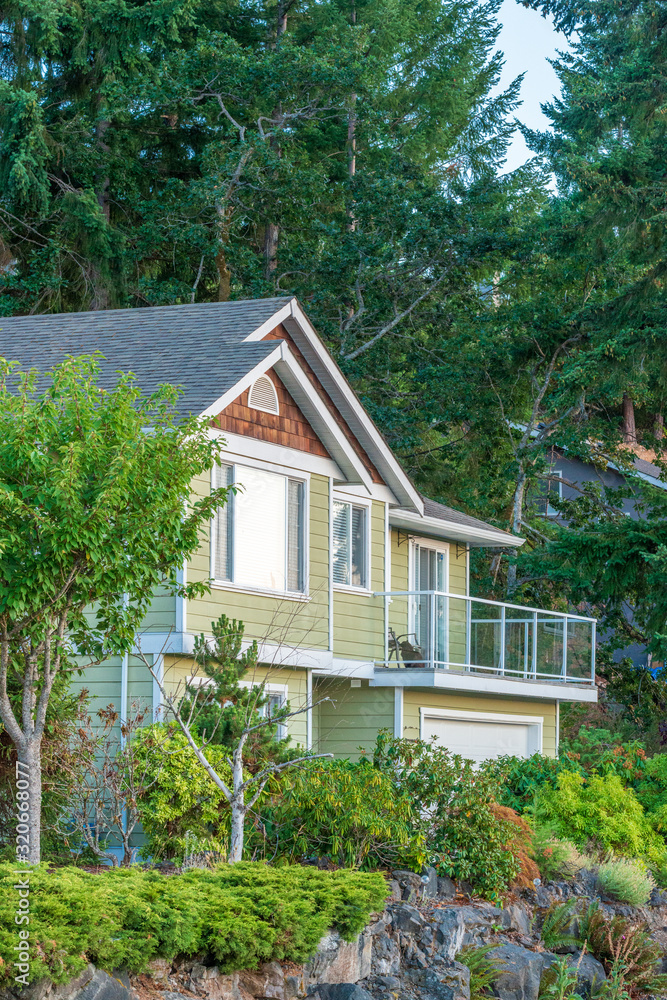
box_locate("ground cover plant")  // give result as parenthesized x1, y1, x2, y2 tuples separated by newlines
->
(596, 859, 655, 907)
(0, 862, 387, 986)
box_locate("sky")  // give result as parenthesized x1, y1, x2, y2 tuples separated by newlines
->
(494, 0, 568, 172)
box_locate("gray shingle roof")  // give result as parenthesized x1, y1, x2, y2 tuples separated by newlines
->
(0, 299, 292, 415)
(422, 496, 517, 541)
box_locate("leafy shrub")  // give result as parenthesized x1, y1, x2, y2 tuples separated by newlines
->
(632, 752, 667, 827)
(0, 862, 387, 986)
(597, 858, 656, 906)
(260, 757, 424, 870)
(372, 733, 521, 899)
(489, 803, 540, 888)
(559, 727, 647, 781)
(533, 771, 667, 878)
(483, 753, 582, 815)
(133, 725, 236, 860)
(579, 902, 667, 993)
(533, 834, 589, 881)
(538, 956, 584, 1000)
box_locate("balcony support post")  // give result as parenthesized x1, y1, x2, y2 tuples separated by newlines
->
(465, 597, 471, 670)
(591, 620, 596, 683)
(532, 612, 538, 679)
(499, 605, 506, 676)
(429, 591, 436, 669)
(562, 617, 568, 680)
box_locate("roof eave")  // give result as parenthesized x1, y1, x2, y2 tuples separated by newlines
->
(389, 509, 524, 549)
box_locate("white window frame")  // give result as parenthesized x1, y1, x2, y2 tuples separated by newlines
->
(419, 706, 543, 757)
(539, 468, 563, 517)
(210, 461, 310, 600)
(332, 491, 373, 594)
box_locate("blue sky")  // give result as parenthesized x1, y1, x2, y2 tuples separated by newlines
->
(494, 0, 568, 171)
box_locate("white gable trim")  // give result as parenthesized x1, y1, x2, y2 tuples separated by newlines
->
(199, 344, 284, 418)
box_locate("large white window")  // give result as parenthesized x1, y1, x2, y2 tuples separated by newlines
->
(212, 464, 306, 593)
(332, 500, 368, 588)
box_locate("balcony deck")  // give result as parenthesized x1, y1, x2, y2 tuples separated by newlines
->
(373, 590, 596, 694)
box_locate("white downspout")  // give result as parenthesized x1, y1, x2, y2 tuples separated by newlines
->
(329, 477, 334, 653)
(306, 668, 313, 750)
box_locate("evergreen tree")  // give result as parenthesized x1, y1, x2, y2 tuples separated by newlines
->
(179, 615, 292, 767)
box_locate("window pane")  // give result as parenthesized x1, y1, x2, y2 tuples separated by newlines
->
(351, 505, 366, 587)
(213, 463, 233, 580)
(235, 466, 286, 591)
(332, 501, 350, 585)
(287, 480, 305, 592)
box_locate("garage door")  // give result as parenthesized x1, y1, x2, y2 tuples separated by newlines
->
(422, 715, 532, 765)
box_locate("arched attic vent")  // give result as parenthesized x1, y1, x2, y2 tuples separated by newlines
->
(248, 375, 279, 415)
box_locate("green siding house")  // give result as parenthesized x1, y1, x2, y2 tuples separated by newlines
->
(0, 297, 596, 763)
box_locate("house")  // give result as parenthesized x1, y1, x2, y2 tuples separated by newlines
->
(0, 297, 597, 764)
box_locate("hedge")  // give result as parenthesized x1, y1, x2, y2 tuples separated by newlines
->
(0, 862, 388, 986)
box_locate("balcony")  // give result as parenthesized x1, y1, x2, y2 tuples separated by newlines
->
(373, 590, 596, 689)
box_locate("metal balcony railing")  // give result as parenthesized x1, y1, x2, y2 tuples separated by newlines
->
(373, 590, 596, 685)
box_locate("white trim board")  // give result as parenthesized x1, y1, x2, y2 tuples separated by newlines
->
(419, 706, 543, 756)
(213, 428, 343, 481)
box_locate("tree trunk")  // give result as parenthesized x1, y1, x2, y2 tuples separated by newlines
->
(622, 393, 636, 443)
(263, 222, 280, 280)
(216, 205, 231, 302)
(229, 743, 245, 862)
(16, 738, 42, 864)
(655, 413, 664, 441)
(506, 468, 527, 594)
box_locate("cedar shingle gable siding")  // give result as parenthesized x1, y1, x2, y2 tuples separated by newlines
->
(213, 371, 330, 457)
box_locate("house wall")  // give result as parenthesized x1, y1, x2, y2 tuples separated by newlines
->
(314, 677, 394, 759)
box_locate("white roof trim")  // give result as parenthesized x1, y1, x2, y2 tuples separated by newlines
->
(389, 507, 523, 549)
(199, 344, 284, 418)
(243, 298, 423, 513)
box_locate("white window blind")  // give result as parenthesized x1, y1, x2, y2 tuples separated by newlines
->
(332, 500, 367, 587)
(212, 464, 305, 593)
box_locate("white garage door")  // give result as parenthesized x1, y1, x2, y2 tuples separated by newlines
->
(422, 715, 533, 765)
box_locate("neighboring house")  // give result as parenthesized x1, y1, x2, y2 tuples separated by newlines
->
(537, 444, 667, 671)
(0, 298, 596, 765)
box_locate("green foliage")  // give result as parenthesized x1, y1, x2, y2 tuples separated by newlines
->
(0, 862, 387, 986)
(131, 725, 235, 861)
(533, 836, 589, 882)
(259, 757, 425, 871)
(372, 732, 521, 898)
(597, 859, 656, 907)
(538, 901, 582, 953)
(558, 728, 648, 783)
(483, 753, 582, 815)
(538, 957, 583, 1000)
(632, 753, 667, 830)
(457, 945, 501, 1000)
(578, 903, 667, 994)
(178, 615, 292, 765)
(533, 771, 667, 878)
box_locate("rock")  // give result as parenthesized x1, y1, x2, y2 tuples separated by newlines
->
(453, 906, 509, 947)
(541, 953, 606, 998)
(69, 971, 135, 1000)
(189, 966, 247, 1000)
(161, 994, 191, 1000)
(400, 939, 429, 970)
(387, 881, 402, 903)
(238, 962, 285, 999)
(391, 871, 423, 904)
(487, 944, 544, 1000)
(308, 987, 373, 1000)
(437, 877, 456, 900)
(370, 931, 401, 976)
(405, 965, 470, 1000)
(389, 903, 424, 935)
(457, 882, 474, 898)
(503, 905, 532, 937)
(422, 867, 439, 900)
(283, 968, 306, 1000)
(431, 908, 466, 961)
(306, 932, 371, 986)
(147, 961, 171, 987)
(372, 977, 401, 989)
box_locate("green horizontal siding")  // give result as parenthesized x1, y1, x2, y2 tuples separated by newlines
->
(332, 501, 385, 661)
(315, 678, 393, 760)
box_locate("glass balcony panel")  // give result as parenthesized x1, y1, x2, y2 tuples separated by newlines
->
(504, 615, 533, 678)
(566, 619, 593, 680)
(534, 613, 565, 678)
(470, 599, 502, 672)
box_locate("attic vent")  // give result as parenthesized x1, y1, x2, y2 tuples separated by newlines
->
(248, 375, 279, 415)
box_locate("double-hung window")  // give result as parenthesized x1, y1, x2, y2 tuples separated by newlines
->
(212, 463, 306, 594)
(332, 500, 368, 588)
